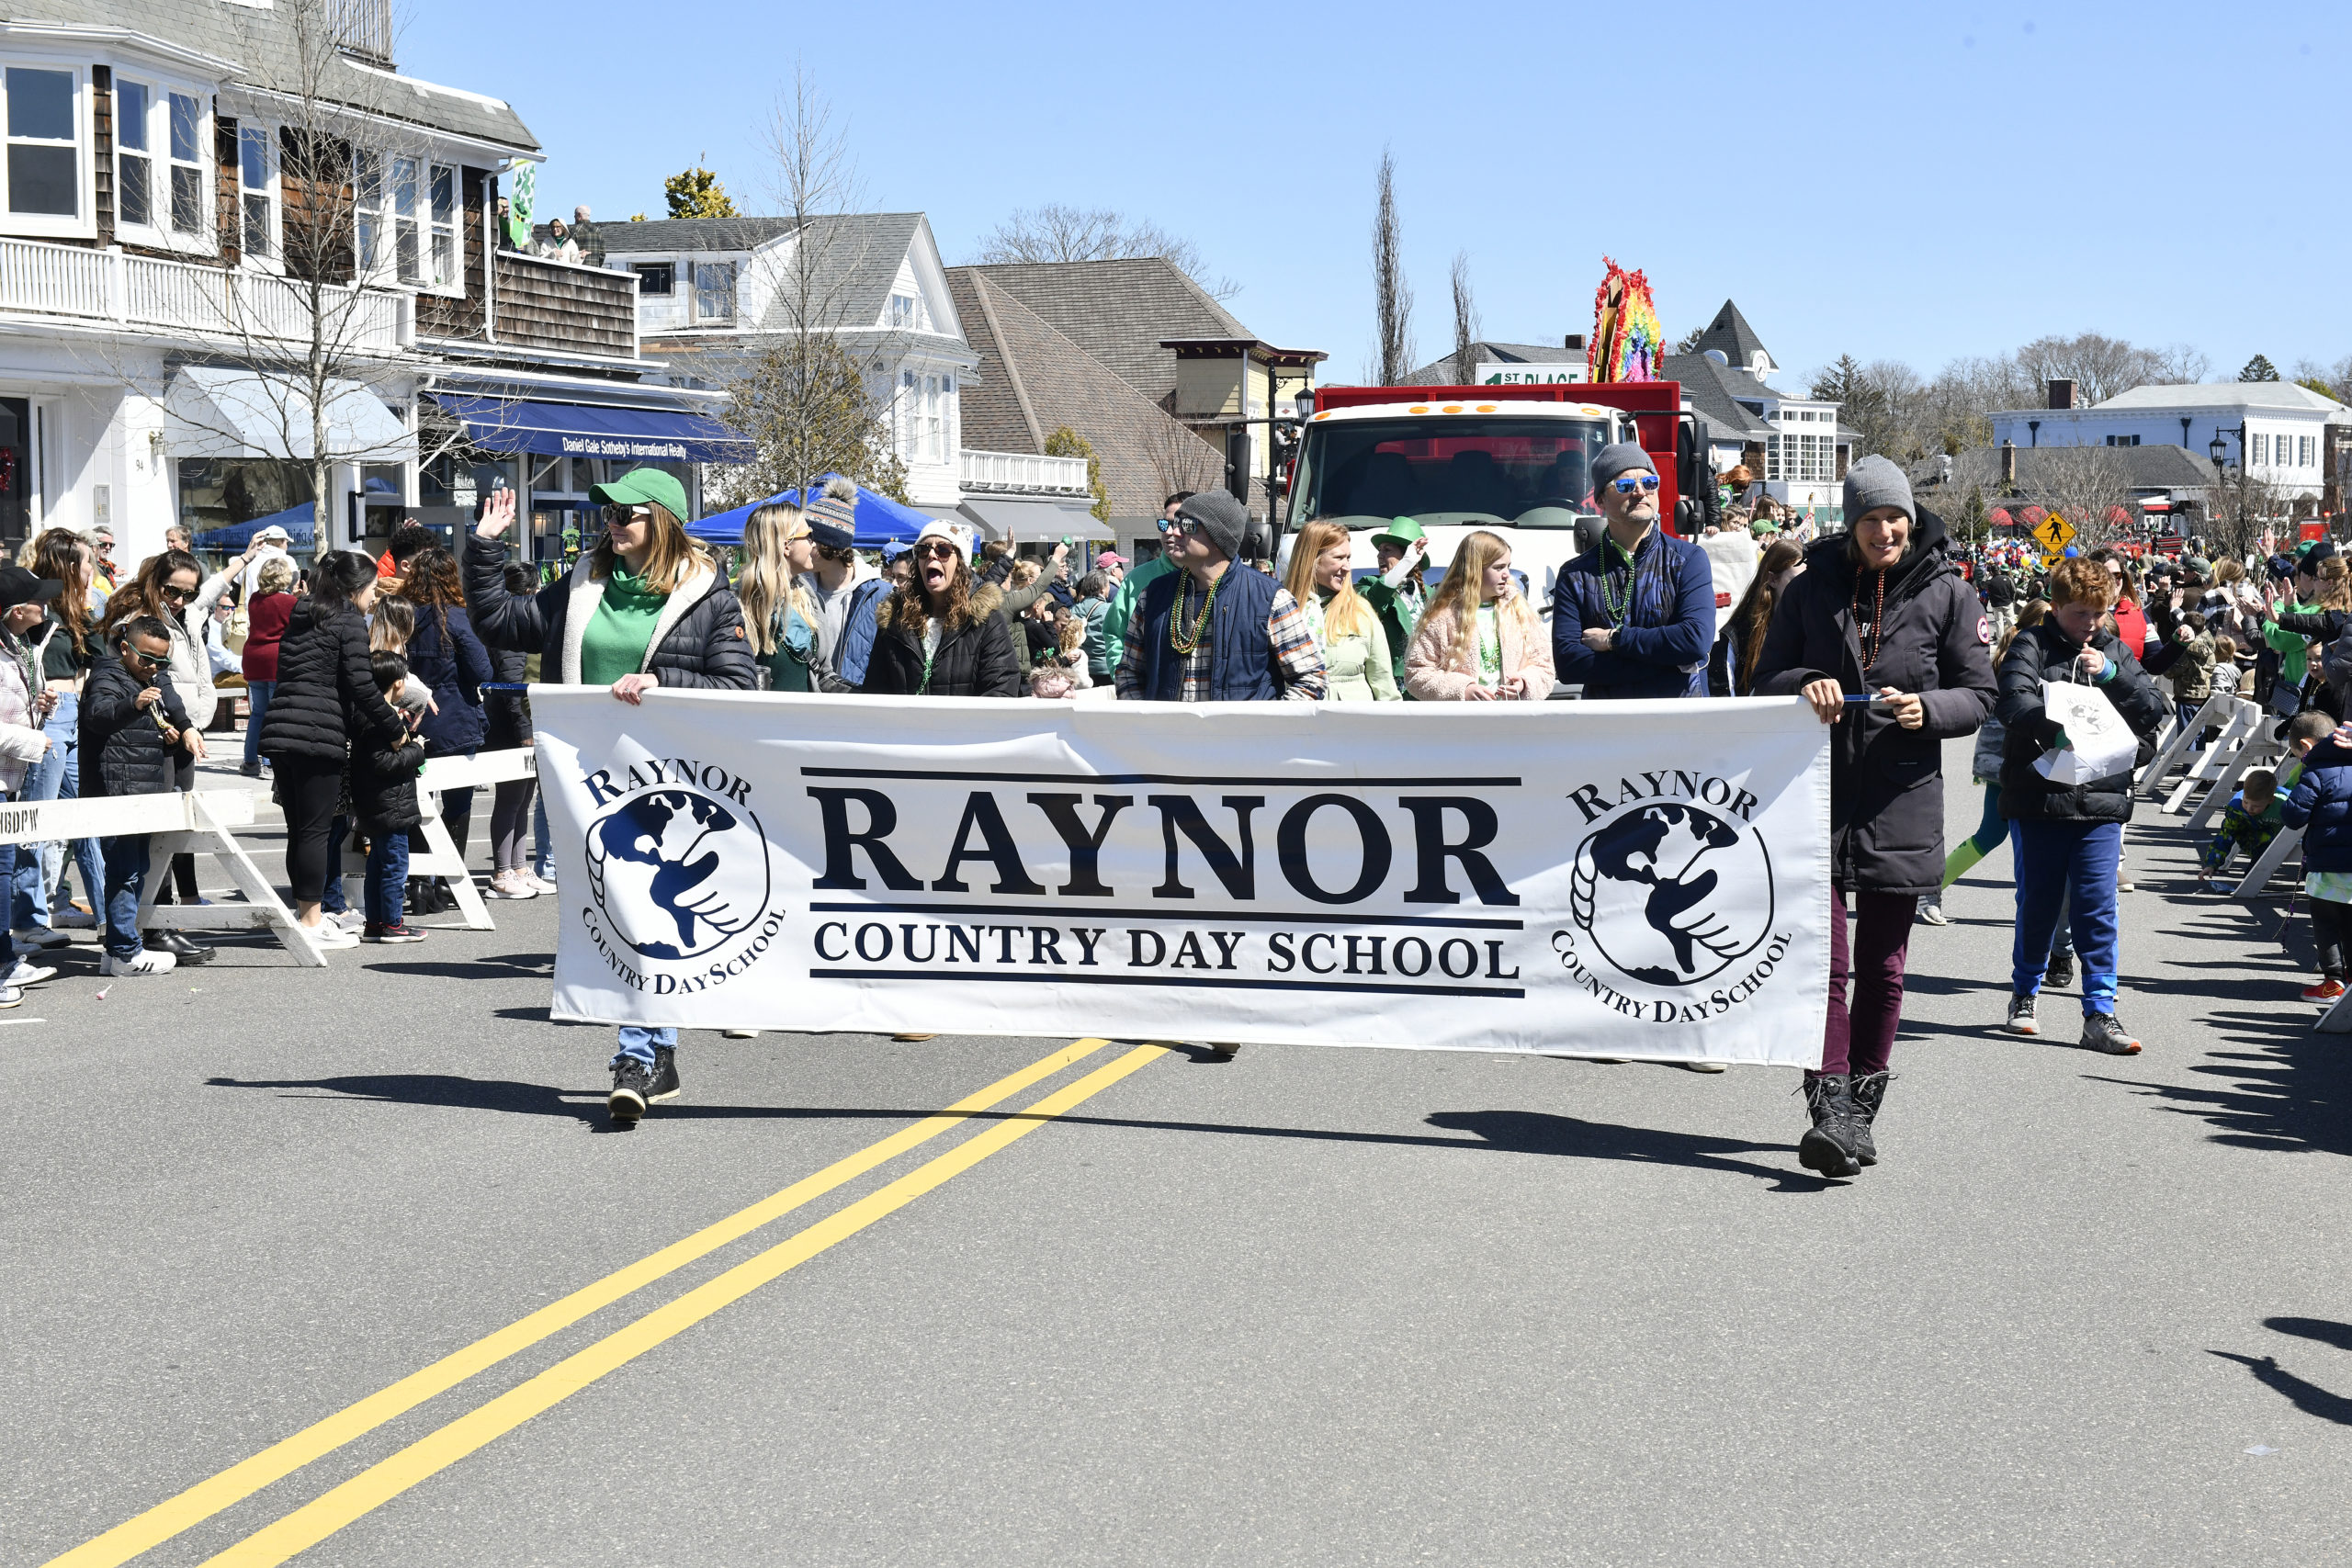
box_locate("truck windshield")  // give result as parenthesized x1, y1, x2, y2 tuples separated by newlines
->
(1287, 416, 1612, 530)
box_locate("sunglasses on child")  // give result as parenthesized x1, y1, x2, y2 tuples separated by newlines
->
(1610, 474, 1662, 494)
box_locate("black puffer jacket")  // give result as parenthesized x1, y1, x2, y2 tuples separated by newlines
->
(258, 601, 407, 765)
(463, 535, 756, 690)
(861, 583, 1023, 698)
(1996, 622, 2170, 824)
(350, 731, 427, 834)
(1753, 512, 1997, 896)
(79, 653, 190, 798)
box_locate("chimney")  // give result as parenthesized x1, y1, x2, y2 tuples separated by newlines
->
(2046, 378, 2075, 411)
(1999, 440, 2017, 484)
(1564, 333, 1585, 352)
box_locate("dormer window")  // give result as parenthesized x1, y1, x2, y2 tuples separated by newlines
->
(887, 292, 917, 329)
(695, 261, 736, 323)
(632, 261, 673, 296)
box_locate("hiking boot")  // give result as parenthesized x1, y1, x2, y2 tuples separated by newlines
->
(1915, 900, 1950, 927)
(2301, 977, 2346, 1004)
(648, 1045, 682, 1103)
(1849, 1071, 1892, 1167)
(2081, 1011, 2142, 1055)
(608, 1058, 653, 1126)
(1797, 1072, 1864, 1179)
(2045, 948, 2075, 989)
(2005, 992, 2039, 1035)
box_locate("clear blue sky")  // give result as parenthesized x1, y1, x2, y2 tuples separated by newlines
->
(406, 0, 2349, 388)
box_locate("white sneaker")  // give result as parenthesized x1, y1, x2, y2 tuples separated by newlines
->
(101, 949, 176, 976)
(333, 909, 367, 934)
(1685, 1060, 1729, 1073)
(722, 1029, 761, 1039)
(3, 958, 56, 987)
(526, 870, 558, 893)
(0, 984, 21, 1009)
(486, 871, 537, 900)
(303, 922, 359, 951)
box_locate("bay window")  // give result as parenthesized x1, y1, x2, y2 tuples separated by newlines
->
(354, 151, 381, 272)
(238, 123, 272, 260)
(115, 79, 152, 227)
(2, 65, 81, 226)
(168, 90, 205, 234)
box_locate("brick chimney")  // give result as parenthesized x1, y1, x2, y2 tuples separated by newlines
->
(2046, 378, 2075, 411)
(2000, 440, 2017, 484)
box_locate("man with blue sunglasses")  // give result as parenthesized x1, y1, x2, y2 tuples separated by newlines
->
(1551, 442, 1716, 699)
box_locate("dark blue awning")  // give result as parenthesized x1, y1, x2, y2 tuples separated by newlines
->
(426, 393, 751, 464)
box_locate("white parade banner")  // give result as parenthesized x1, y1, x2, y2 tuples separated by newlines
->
(531, 690, 1832, 1066)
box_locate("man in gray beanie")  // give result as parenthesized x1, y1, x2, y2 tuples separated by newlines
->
(1116, 490, 1327, 702)
(1551, 442, 1717, 698)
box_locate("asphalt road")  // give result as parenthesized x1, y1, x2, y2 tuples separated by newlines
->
(6, 739, 2349, 1567)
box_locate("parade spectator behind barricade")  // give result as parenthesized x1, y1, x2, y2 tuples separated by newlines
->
(1403, 530, 1549, 702)
(835, 538, 910, 691)
(1719, 464, 1755, 513)
(1117, 491, 1327, 704)
(1752, 457, 1996, 1175)
(2168, 612, 2218, 744)
(1983, 556, 2019, 640)
(2267, 554, 2352, 721)
(100, 547, 238, 950)
(351, 651, 429, 944)
(1994, 556, 2169, 1054)
(2197, 765, 2284, 891)
(1360, 518, 1430, 691)
(484, 564, 546, 902)
(993, 551, 1069, 682)
(861, 520, 1022, 700)
(83, 615, 197, 976)
(17, 529, 104, 944)
(1552, 443, 1716, 699)
(260, 551, 408, 953)
(1029, 607, 1091, 698)
(238, 556, 298, 779)
(737, 499, 850, 694)
(2283, 722, 2352, 1004)
(2086, 547, 2147, 659)
(0, 566, 58, 1002)
(1284, 519, 1399, 702)
(1710, 537, 1804, 697)
(1019, 588, 1061, 677)
(1099, 493, 1192, 672)
(466, 468, 756, 1130)
(1070, 570, 1115, 686)
(394, 547, 492, 910)
(794, 479, 882, 670)
(85, 525, 117, 611)
(238, 522, 294, 605)
(1093, 550, 1127, 590)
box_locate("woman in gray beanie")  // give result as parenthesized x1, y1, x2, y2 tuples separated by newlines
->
(1752, 456, 1996, 1179)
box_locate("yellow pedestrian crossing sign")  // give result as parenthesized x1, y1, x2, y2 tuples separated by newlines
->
(2031, 513, 2075, 552)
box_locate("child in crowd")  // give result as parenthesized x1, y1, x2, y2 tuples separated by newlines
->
(2171, 612, 2216, 746)
(350, 651, 427, 944)
(2281, 710, 2352, 1003)
(2197, 766, 2284, 887)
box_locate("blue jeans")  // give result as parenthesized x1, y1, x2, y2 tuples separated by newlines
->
(2011, 818, 2121, 1015)
(243, 680, 275, 769)
(363, 829, 409, 926)
(16, 693, 102, 929)
(612, 1027, 675, 1068)
(100, 833, 150, 959)
(533, 792, 554, 881)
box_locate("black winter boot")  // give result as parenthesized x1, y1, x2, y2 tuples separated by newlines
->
(1849, 1071, 1892, 1167)
(1798, 1072, 1864, 1179)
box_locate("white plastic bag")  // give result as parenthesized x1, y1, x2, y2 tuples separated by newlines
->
(2034, 679, 2137, 785)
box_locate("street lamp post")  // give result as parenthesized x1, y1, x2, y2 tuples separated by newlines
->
(2211, 423, 2247, 552)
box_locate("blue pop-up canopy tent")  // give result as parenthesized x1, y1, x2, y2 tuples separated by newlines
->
(195, 500, 316, 552)
(684, 475, 933, 549)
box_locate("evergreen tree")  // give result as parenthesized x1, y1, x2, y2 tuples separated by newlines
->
(663, 162, 736, 220)
(2238, 354, 2280, 382)
(1044, 427, 1111, 522)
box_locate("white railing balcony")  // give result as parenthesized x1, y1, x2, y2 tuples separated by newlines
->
(959, 447, 1091, 496)
(0, 236, 410, 355)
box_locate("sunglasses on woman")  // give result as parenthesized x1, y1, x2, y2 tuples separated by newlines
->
(915, 542, 959, 561)
(601, 504, 653, 529)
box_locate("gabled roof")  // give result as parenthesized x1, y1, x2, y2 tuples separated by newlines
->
(967, 257, 1250, 404)
(947, 266, 1219, 519)
(2086, 381, 2350, 415)
(1690, 301, 1773, 376)
(1399, 340, 1580, 385)
(1662, 354, 1777, 441)
(752, 214, 927, 333)
(594, 216, 803, 254)
(1908, 442, 2216, 496)
(20, 1, 537, 152)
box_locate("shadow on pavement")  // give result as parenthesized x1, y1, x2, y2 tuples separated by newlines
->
(365, 953, 555, 981)
(198, 1075, 1836, 1185)
(2208, 1348, 2352, 1427)
(2086, 1005, 2352, 1156)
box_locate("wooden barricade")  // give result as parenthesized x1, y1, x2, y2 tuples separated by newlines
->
(341, 747, 536, 932)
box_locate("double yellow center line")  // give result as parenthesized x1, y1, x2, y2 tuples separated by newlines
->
(50, 1037, 1166, 1568)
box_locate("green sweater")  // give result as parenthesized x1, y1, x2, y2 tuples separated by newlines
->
(1100, 555, 1177, 665)
(580, 565, 668, 687)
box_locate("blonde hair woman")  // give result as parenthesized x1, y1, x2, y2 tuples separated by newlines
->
(1281, 520, 1398, 701)
(736, 500, 845, 692)
(1403, 530, 1553, 700)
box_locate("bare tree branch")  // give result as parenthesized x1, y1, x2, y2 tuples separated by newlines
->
(1373, 148, 1413, 387)
(1449, 251, 1478, 385)
(972, 203, 1238, 301)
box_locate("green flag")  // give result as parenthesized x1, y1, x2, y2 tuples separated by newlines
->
(507, 160, 537, 248)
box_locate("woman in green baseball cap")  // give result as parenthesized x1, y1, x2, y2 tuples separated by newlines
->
(466, 466, 757, 1129)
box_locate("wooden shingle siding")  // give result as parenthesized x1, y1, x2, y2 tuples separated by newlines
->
(215, 117, 241, 266)
(93, 66, 114, 246)
(492, 251, 634, 357)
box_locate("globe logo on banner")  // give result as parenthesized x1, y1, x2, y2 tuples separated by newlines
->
(1567, 800, 1774, 987)
(585, 788, 771, 961)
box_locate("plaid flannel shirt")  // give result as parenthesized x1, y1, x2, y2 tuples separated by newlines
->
(1116, 575, 1328, 702)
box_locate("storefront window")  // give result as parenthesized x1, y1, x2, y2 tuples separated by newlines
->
(177, 458, 316, 555)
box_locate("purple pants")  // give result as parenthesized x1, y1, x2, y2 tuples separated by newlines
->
(1823, 888, 1917, 1077)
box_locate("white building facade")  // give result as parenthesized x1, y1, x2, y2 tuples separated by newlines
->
(1990, 382, 2347, 501)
